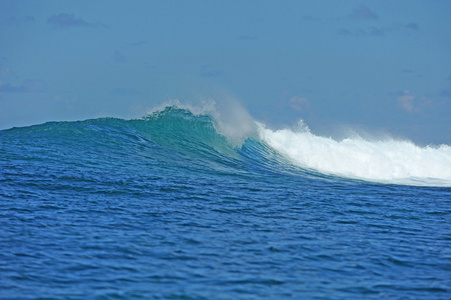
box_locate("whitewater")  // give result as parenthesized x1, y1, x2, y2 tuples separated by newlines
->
(1, 103, 450, 299)
(258, 122, 451, 187)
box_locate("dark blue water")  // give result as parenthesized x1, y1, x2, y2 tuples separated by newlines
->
(1, 107, 450, 299)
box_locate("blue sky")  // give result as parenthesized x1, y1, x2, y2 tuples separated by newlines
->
(1, 0, 450, 144)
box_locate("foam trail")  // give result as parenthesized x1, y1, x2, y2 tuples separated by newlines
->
(258, 122, 451, 186)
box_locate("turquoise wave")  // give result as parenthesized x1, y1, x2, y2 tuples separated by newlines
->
(2, 105, 450, 186)
(0, 107, 273, 178)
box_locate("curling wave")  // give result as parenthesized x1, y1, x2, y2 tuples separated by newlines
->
(2, 105, 450, 187)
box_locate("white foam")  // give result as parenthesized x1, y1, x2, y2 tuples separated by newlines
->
(258, 121, 451, 186)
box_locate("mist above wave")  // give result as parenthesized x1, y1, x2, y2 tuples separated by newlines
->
(147, 98, 256, 147)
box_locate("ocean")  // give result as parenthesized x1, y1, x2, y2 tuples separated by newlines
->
(1, 105, 450, 299)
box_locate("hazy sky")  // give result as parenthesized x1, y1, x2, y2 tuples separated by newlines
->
(1, 0, 450, 144)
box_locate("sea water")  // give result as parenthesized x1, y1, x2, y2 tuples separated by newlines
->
(1, 105, 450, 299)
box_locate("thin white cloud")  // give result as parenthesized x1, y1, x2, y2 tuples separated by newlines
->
(47, 13, 107, 28)
(397, 90, 415, 112)
(289, 96, 310, 112)
(348, 5, 378, 21)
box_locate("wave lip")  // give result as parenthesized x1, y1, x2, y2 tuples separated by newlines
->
(258, 123, 451, 187)
(145, 99, 256, 147)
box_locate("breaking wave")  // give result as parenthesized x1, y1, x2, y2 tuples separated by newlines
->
(2, 104, 450, 187)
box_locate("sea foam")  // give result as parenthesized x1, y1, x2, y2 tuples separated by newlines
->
(258, 121, 451, 186)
